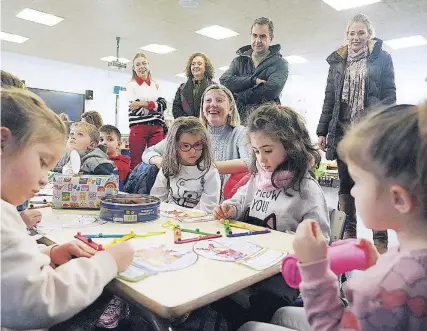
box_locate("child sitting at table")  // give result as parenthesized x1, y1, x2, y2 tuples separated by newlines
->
(150, 116, 221, 213)
(213, 104, 330, 324)
(214, 104, 330, 239)
(99, 124, 131, 188)
(55, 121, 115, 175)
(0, 87, 135, 330)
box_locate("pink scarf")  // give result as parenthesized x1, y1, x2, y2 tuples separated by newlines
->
(256, 163, 293, 191)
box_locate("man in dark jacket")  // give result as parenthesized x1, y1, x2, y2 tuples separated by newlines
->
(220, 17, 288, 123)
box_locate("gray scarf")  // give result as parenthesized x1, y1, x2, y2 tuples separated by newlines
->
(342, 45, 369, 123)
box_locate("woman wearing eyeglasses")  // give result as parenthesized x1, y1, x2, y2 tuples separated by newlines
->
(150, 117, 221, 213)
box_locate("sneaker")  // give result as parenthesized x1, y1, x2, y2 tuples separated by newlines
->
(96, 296, 130, 329)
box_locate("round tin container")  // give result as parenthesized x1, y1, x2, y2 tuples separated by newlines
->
(100, 194, 160, 223)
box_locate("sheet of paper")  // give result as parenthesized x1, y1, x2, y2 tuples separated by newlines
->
(238, 248, 288, 270)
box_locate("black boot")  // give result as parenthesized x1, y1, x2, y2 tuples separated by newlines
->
(339, 194, 357, 239)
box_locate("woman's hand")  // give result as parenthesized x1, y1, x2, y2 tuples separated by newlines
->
(150, 156, 163, 169)
(293, 219, 328, 264)
(213, 203, 235, 220)
(318, 136, 327, 152)
(50, 240, 96, 266)
(129, 101, 148, 111)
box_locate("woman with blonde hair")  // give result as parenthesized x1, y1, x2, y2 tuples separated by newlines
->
(316, 13, 396, 253)
(144, 84, 249, 177)
(126, 52, 167, 170)
(172, 52, 215, 119)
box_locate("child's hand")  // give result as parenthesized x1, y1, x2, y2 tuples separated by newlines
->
(293, 219, 328, 264)
(356, 238, 379, 270)
(106, 242, 135, 272)
(50, 240, 97, 266)
(213, 203, 235, 220)
(20, 209, 41, 230)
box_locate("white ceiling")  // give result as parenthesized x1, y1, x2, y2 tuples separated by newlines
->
(1, 0, 427, 83)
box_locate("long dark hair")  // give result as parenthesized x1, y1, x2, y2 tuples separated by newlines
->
(246, 103, 321, 192)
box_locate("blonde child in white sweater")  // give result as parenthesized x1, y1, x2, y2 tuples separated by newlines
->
(0, 88, 135, 331)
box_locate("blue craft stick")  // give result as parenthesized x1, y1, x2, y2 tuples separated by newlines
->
(226, 229, 271, 237)
(83, 233, 126, 238)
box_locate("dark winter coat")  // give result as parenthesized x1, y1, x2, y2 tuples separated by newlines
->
(172, 78, 214, 118)
(316, 38, 396, 160)
(220, 44, 288, 123)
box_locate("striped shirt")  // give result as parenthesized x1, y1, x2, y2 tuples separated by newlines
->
(126, 79, 167, 126)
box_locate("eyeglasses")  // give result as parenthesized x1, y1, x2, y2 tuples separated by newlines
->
(179, 141, 204, 152)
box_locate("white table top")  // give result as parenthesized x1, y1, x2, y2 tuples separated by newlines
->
(38, 205, 294, 318)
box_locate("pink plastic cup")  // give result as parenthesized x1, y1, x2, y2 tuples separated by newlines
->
(282, 239, 368, 289)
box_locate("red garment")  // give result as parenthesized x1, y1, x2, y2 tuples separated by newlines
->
(129, 123, 164, 170)
(135, 76, 151, 86)
(109, 154, 131, 183)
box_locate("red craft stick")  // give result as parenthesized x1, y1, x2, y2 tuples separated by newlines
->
(75, 232, 104, 251)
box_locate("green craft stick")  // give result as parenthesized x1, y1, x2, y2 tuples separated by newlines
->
(181, 228, 214, 236)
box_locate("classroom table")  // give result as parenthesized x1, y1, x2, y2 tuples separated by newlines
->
(37, 204, 295, 330)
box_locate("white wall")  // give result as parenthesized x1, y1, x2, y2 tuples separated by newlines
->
(1, 51, 179, 134)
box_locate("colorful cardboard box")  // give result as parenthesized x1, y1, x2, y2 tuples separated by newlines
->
(52, 174, 119, 209)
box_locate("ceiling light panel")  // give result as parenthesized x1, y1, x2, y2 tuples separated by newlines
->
(0, 31, 29, 43)
(284, 55, 308, 64)
(322, 0, 381, 11)
(384, 35, 427, 50)
(140, 44, 177, 54)
(196, 25, 239, 40)
(16, 8, 64, 26)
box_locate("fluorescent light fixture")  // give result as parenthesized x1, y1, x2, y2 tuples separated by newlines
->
(284, 55, 308, 64)
(384, 35, 427, 50)
(16, 8, 64, 26)
(140, 44, 176, 54)
(100, 56, 131, 63)
(322, 0, 381, 11)
(175, 73, 187, 78)
(218, 66, 229, 71)
(0, 31, 29, 43)
(196, 25, 239, 40)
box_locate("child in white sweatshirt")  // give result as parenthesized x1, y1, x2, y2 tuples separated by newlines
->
(0, 88, 134, 331)
(151, 116, 221, 213)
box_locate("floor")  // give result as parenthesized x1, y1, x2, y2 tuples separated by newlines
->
(322, 186, 399, 248)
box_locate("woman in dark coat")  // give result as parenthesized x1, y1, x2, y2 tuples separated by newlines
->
(172, 52, 215, 118)
(316, 14, 396, 253)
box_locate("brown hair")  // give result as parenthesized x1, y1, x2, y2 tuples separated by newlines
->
(1, 88, 67, 151)
(162, 117, 213, 178)
(199, 84, 241, 127)
(131, 53, 151, 81)
(251, 17, 274, 39)
(81, 110, 104, 129)
(1, 70, 26, 89)
(70, 122, 100, 145)
(185, 53, 215, 80)
(246, 103, 321, 191)
(99, 124, 122, 141)
(338, 103, 427, 217)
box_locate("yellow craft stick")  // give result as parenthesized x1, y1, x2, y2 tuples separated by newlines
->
(103, 232, 136, 248)
(223, 220, 263, 231)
